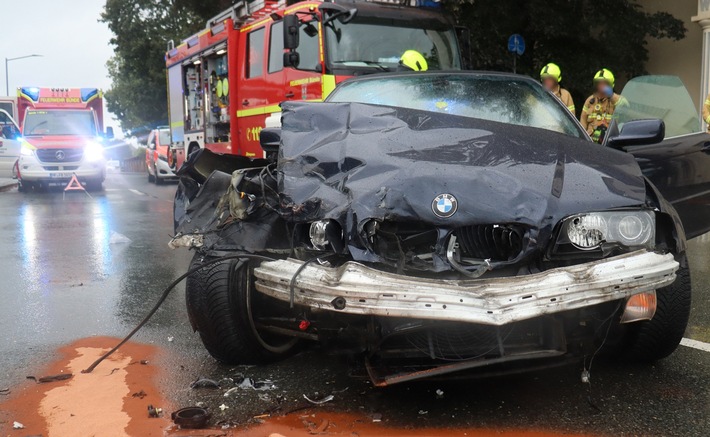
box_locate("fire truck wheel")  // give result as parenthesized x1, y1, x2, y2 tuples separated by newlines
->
(186, 254, 299, 365)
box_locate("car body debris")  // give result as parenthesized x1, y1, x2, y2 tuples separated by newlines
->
(303, 394, 335, 405)
(13, 421, 24, 429)
(147, 404, 163, 418)
(26, 373, 73, 383)
(190, 377, 221, 389)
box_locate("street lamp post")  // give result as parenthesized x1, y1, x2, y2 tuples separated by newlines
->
(5, 54, 42, 96)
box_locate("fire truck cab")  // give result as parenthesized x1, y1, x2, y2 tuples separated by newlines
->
(165, 0, 462, 167)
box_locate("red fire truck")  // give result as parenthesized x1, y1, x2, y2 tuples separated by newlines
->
(165, 0, 463, 167)
(15, 87, 113, 191)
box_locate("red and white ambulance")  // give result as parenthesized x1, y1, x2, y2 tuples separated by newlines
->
(15, 87, 113, 191)
(165, 0, 463, 168)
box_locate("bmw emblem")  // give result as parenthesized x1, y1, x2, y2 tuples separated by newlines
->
(432, 193, 458, 218)
(55, 150, 65, 161)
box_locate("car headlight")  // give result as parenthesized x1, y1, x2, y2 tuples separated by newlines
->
(20, 145, 34, 156)
(306, 219, 344, 252)
(557, 210, 655, 251)
(84, 141, 104, 162)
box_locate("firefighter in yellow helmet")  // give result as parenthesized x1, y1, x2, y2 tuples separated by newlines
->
(540, 63, 575, 113)
(702, 92, 710, 132)
(580, 68, 624, 143)
(399, 50, 429, 72)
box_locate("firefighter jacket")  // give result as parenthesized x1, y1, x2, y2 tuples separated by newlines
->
(552, 85, 575, 113)
(703, 93, 710, 132)
(580, 93, 623, 138)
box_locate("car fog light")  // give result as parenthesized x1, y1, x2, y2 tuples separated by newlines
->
(620, 291, 657, 323)
(567, 215, 607, 249)
(309, 220, 330, 250)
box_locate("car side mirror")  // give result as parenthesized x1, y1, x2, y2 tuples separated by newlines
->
(283, 15, 300, 50)
(105, 126, 115, 140)
(607, 119, 665, 149)
(260, 127, 281, 162)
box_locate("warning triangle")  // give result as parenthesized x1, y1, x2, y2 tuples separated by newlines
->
(63, 173, 92, 199)
(64, 174, 85, 191)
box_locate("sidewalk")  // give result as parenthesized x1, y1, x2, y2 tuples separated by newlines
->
(0, 178, 17, 192)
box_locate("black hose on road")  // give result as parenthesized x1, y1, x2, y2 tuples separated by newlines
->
(82, 253, 276, 373)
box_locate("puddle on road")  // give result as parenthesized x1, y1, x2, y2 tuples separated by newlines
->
(0, 337, 168, 436)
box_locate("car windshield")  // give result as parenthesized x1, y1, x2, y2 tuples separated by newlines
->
(615, 75, 700, 138)
(325, 17, 460, 71)
(159, 129, 170, 145)
(23, 110, 97, 136)
(328, 74, 586, 138)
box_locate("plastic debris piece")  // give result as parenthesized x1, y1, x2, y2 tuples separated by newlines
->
(147, 404, 163, 418)
(167, 336, 174, 342)
(418, 410, 428, 415)
(581, 370, 591, 384)
(303, 394, 334, 405)
(190, 377, 220, 389)
(219, 403, 229, 411)
(0, 388, 10, 395)
(435, 389, 444, 399)
(140, 360, 149, 365)
(224, 387, 240, 397)
(372, 413, 382, 423)
(109, 231, 132, 244)
(237, 377, 276, 391)
(13, 421, 24, 429)
(172, 406, 211, 429)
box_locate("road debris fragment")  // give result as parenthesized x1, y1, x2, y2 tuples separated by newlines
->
(132, 390, 147, 399)
(372, 413, 382, 423)
(147, 404, 163, 418)
(167, 336, 174, 342)
(303, 394, 335, 405)
(435, 389, 444, 399)
(418, 410, 428, 415)
(109, 231, 131, 244)
(0, 388, 10, 395)
(26, 373, 73, 384)
(219, 403, 229, 411)
(190, 377, 221, 389)
(171, 406, 211, 429)
(13, 421, 25, 429)
(223, 387, 240, 397)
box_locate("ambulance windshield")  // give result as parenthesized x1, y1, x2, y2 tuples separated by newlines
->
(325, 16, 460, 72)
(23, 110, 97, 137)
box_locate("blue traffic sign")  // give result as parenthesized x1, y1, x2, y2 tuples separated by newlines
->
(507, 34, 525, 56)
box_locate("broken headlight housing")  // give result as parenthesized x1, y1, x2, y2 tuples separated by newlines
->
(554, 210, 655, 256)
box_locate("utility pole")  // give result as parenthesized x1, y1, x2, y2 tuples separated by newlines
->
(5, 54, 42, 95)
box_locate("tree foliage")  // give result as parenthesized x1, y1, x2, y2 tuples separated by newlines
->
(101, 0, 231, 132)
(103, 0, 686, 129)
(449, 0, 686, 111)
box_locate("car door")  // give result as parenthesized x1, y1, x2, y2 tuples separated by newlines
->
(146, 130, 157, 170)
(614, 76, 710, 239)
(0, 109, 21, 178)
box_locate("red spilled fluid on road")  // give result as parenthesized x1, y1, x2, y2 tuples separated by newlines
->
(0, 336, 168, 436)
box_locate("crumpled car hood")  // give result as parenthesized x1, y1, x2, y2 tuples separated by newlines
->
(278, 101, 647, 232)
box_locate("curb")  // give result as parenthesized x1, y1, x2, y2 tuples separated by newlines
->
(0, 181, 17, 192)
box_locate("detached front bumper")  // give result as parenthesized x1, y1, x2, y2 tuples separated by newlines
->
(254, 250, 678, 326)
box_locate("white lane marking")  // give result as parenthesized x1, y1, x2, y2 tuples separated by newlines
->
(680, 337, 710, 352)
(129, 189, 146, 196)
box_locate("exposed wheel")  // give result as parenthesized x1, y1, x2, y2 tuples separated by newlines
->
(623, 256, 691, 362)
(186, 254, 299, 364)
(148, 169, 155, 183)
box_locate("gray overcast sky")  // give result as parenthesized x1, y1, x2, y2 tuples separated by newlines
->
(1, 0, 121, 135)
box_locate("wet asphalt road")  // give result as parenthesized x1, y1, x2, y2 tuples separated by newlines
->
(1, 171, 710, 436)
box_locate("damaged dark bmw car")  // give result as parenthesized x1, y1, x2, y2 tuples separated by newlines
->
(172, 72, 704, 386)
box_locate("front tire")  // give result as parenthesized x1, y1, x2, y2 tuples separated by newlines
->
(624, 257, 691, 362)
(154, 165, 163, 185)
(186, 254, 299, 364)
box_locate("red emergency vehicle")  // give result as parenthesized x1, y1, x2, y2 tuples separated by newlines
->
(165, 0, 463, 168)
(15, 87, 113, 191)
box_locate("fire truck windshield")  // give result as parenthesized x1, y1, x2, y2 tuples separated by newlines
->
(23, 110, 97, 137)
(325, 17, 460, 73)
